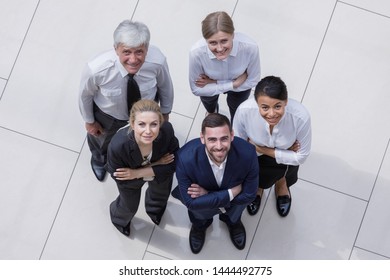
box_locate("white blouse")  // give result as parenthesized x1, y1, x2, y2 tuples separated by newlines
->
(233, 97, 311, 166)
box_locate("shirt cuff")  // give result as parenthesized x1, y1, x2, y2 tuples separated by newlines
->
(228, 189, 234, 201)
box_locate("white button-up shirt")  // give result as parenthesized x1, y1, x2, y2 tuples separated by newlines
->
(205, 150, 233, 203)
(189, 32, 260, 97)
(79, 46, 174, 123)
(233, 97, 311, 166)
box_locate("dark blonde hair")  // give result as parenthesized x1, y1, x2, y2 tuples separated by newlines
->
(201, 11, 235, 39)
(129, 99, 163, 126)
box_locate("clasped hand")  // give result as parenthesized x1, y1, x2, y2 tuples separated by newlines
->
(113, 153, 174, 181)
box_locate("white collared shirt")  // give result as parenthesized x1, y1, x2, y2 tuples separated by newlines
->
(205, 149, 233, 201)
(79, 46, 174, 123)
(189, 32, 260, 97)
(233, 97, 311, 166)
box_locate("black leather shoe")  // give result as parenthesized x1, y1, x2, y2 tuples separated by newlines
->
(113, 222, 130, 236)
(227, 221, 246, 250)
(91, 158, 106, 181)
(275, 188, 292, 217)
(189, 226, 206, 254)
(247, 195, 262, 216)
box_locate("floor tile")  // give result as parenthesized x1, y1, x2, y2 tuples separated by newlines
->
(0, 0, 38, 78)
(350, 247, 389, 260)
(299, 3, 390, 199)
(355, 143, 390, 258)
(40, 145, 155, 259)
(0, 78, 6, 98)
(0, 128, 78, 259)
(0, 0, 136, 152)
(247, 180, 367, 259)
(233, 0, 336, 101)
(343, 0, 390, 17)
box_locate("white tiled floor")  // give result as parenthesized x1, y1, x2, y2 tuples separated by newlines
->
(0, 0, 389, 260)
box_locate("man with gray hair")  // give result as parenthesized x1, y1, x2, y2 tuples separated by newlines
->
(79, 20, 174, 181)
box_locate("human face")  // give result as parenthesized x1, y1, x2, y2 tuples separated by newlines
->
(200, 125, 234, 165)
(115, 44, 147, 74)
(256, 95, 287, 127)
(131, 111, 160, 146)
(206, 31, 233, 60)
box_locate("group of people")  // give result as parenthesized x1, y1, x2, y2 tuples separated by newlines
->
(78, 11, 312, 255)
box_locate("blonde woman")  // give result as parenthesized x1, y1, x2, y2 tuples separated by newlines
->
(106, 100, 179, 236)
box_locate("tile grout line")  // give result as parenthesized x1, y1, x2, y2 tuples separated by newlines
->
(339, 1, 390, 19)
(38, 137, 87, 259)
(0, 125, 79, 154)
(0, 0, 41, 101)
(301, 0, 338, 103)
(348, 137, 390, 260)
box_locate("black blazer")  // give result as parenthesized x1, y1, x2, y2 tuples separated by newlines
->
(106, 121, 179, 186)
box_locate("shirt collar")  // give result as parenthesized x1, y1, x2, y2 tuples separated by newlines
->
(115, 57, 131, 78)
(206, 34, 238, 60)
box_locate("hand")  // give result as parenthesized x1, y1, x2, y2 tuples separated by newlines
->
(163, 113, 169, 122)
(114, 168, 137, 181)
(195, 74, 216, 88)
(233, 71, 248, 88)
(151, 153, 175, 166)
(288, 140, 300, 152)
(248, 137, 276, 158)
(187, 184, 208, 198)
(85, 122, 104, 137)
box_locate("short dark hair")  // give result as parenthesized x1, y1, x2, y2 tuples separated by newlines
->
(201, 113, 232, 134)
(254, 76, 288, 101)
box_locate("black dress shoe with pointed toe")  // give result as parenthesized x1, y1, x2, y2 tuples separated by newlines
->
(275, 188, 292, 217)
(113, 222, 130, 236)
(189, 226, 206, 254)
(90, 158, 106, 181)
(247, 194, 262, 216)
(227, 221, 246, 250)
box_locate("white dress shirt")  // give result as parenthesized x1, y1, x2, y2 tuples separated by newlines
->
(79, 46, 174, 123)
(205, 150, 233, 202)
(233, 98, 311, 166)
(189, 32, 260, 97)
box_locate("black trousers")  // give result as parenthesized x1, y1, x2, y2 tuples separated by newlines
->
(257, 155, 299, 189)
(110, 176, 173, 227)
(200, 89, 251, 123)
(87, 104, 128, 165)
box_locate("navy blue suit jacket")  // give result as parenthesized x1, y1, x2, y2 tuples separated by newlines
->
(173, 136, 258, 211)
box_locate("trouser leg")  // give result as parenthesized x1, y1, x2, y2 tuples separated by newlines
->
(110, 184, 143, 227)
(200, 95, 219, 114)
(219, 203, 246, 225)
(88, 104, 128, 165)
(145, 176, 173, 220)
(188, 208, 218, 230)
(226, 89, 251, 123)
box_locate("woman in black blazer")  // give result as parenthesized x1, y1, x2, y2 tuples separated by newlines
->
(106, 99, 179, 237)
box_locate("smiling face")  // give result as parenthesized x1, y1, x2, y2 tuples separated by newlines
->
(256, 95, 287, 127)
(131, 111, 160, 146)
(200, 124, 234, 165)
(115, 43, 147, 74)
(206, 31, 233, 60)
